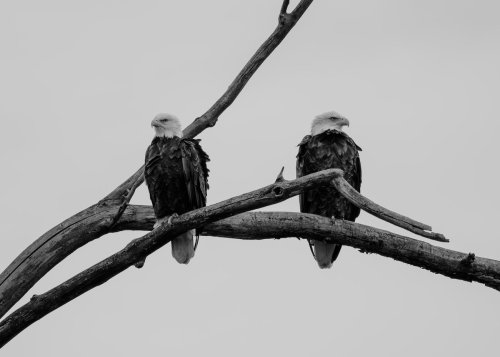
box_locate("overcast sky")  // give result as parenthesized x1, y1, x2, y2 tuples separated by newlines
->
(1, 0, 499, 356)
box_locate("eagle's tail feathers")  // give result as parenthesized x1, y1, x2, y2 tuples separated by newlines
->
(171, 229, 195, 264)
(312, 240, 341, 269)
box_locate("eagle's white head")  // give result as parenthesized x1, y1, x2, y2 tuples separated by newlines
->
(151, 113, 183, 138)
(311, 110, 350, 136)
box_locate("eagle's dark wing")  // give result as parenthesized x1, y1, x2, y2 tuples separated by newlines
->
(180, 138, 210, 211)
(296, 135, 312, 213)
(145, 137, 195, 219)
(144, 140, 163, 216)
(343, 133, 362, 220)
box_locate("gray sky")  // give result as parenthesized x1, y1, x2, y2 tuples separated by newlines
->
(1, 0, 499, 356)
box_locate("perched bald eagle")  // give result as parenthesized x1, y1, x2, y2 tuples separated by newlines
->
(145, 113, 209, 264)
(296, 111, 362, 269)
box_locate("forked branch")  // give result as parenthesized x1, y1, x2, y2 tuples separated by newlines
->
(280, 0, 291, 16)
(0, 0, 316, 320)
(1, 0, 495, 351)
(332, 176, 448, 242)
(0, 168, 342, 347)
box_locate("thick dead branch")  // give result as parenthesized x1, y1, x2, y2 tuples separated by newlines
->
(3, 204, 499, 348)
(113, 208, 500, 291)
(204, 213, 499, 288)
(0, 1, 315, 319)
(332, 176, 448, 242)
(0, 169, 341, 347)
(0, 204, 118, 319)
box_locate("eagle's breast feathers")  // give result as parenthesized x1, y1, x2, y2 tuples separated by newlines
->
(145, 136, 209, 220)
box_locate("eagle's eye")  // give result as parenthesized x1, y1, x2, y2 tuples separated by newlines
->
(160, 119, 168, 122)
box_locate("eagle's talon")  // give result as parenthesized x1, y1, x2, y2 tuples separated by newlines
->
(167, 213, 179, 225)
(153, 214, 179, 229)
(153, 216, 169, 229)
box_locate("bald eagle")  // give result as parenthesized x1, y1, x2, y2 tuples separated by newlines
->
(296, 111, 362, 269)
(145, 113, 209, 264)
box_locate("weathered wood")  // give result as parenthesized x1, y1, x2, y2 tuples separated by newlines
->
(3, 201, 499, 348)
(332, 176, 448, 242)
(0, 204, 117, 319)
(0, 169, 342, 347)
(114, 209, 500, 291)
(0, 0, 316, 320)
(204, 213, 496, 287)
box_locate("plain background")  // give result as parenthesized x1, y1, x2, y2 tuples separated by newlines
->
(1, 1, 499, 356)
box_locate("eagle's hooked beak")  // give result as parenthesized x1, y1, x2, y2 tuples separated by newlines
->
(151, 119, 160, 128)
(341, 118, 350, 127)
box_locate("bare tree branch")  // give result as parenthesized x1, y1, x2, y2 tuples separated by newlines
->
(0, 0, 316, 319)
(202, 213, 499, 289)
(183, 0, 314, 138)
(0, 204, 114, 319)
(280, 0, 290, 15)
(111, 207, 500, 292)
(3, 202, 499, 348)
(0, 168, 342, 348)
(2, 0, 492, 350)
(332, 176, 448, 242)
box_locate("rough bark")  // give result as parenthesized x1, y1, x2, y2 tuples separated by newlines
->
(3, 205, 499, 348)
(204, 213, 498, 288)
(0, 168, 343, 347)
(0, 0, 315, 320)
(112, 208, 500, 291)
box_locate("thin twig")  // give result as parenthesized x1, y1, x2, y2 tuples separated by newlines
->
(275, 166, 285, 182)
(280, 0, 290, 15)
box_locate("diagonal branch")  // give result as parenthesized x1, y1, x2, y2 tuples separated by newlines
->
(0, 204, 113, 319)
(332, 176, 448, 242)
(101, 165, 145, 229)
(0, 168, 342, 348)
(0, 0, 316, 320)
(183, 0, 314, 138)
